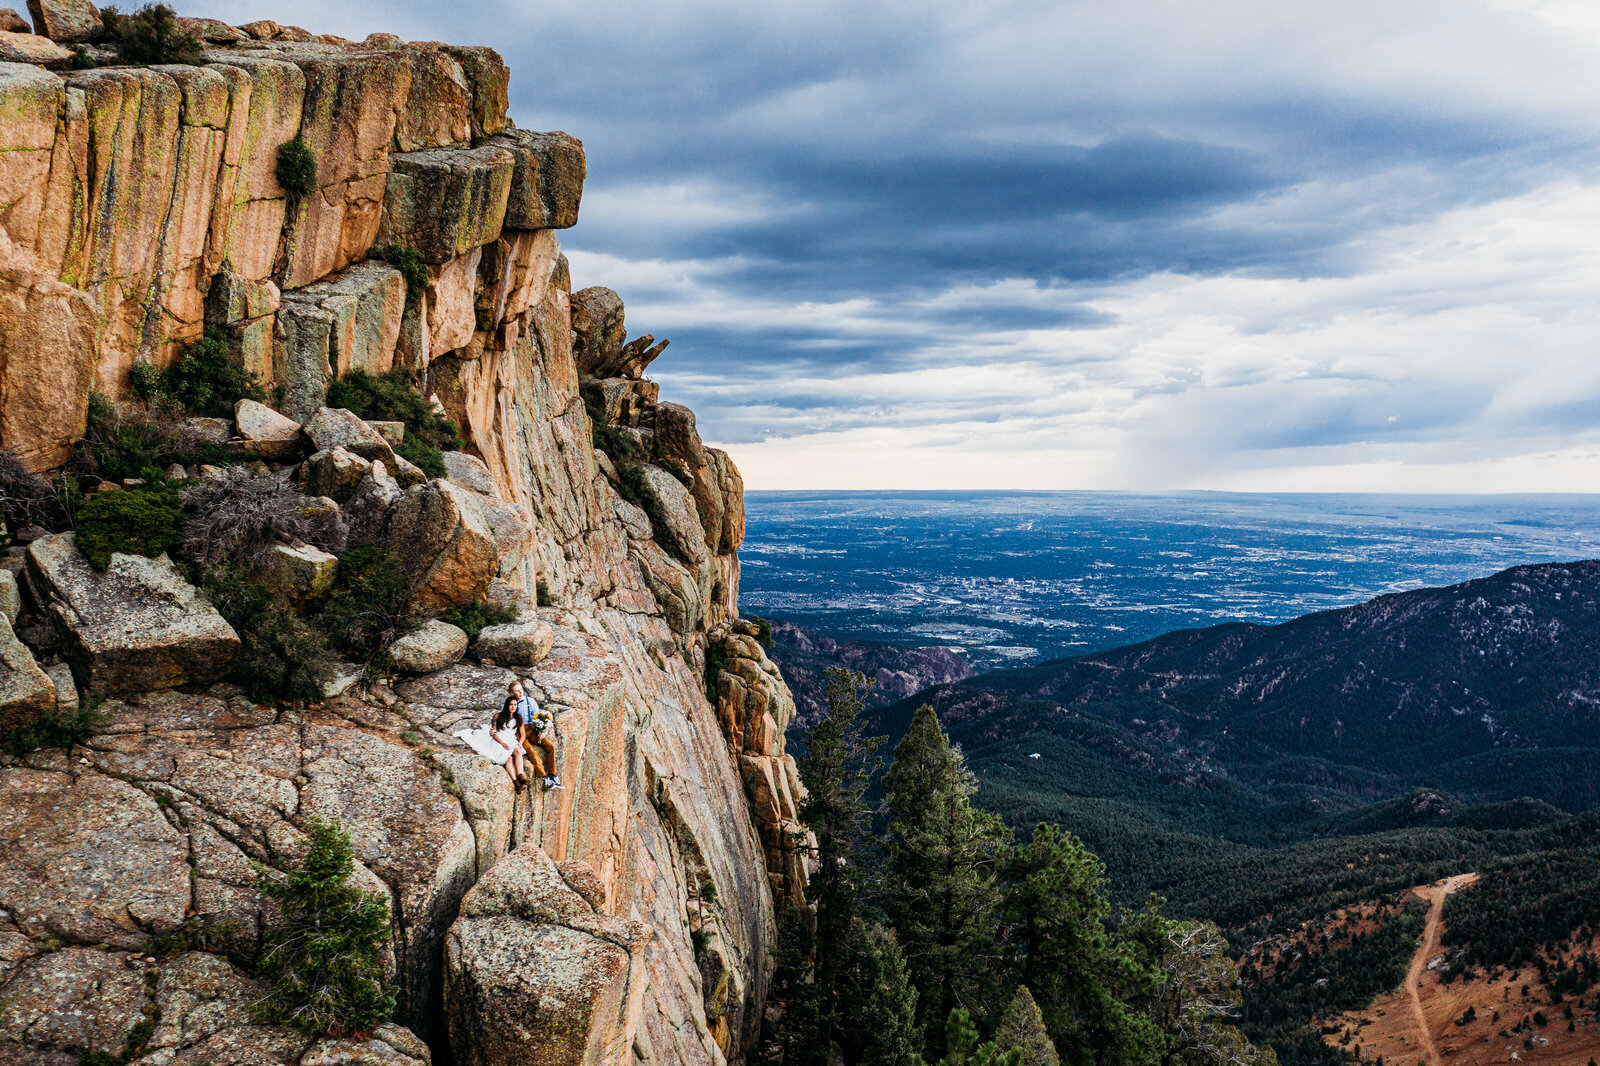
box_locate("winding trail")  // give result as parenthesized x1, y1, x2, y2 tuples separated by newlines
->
(1402, 873, 1480, 1066)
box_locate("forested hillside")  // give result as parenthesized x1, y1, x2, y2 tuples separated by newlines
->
(771, 561, 1600, 1066)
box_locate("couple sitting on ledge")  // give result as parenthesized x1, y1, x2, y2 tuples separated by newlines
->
(475, 679, 564, 793)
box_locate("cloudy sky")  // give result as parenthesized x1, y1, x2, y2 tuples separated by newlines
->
(198, 0, 1600, 490)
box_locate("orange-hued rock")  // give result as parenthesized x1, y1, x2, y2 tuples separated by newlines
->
(0, 26, 69, 63)
(279, 49, 410, 287)
(0, 67, 58, 247)
(0, 269, 97, 470)
(395, 44, 472, 151)
(0, 32, 804, 1066)
(204, 56, 306, 281)
(425, 244, 483, 356)
(25, 0, 99, 42)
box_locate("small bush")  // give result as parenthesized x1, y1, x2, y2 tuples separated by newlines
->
(253, 817, 397, 1036)
(318, 546, 413, 661)
(276, 136, 318, 200)
(368, 245, 429, 312)
(178, 472, 347, 574)
(68, 44, 98, 69)
(442, 599, 517, 640)
(325, 369, 460, 454)
(396, 435, 446, 480)
(233, 602, 337, 706)
(703, 638, 728, 700)
(0, 445, 64, 534)
(73, 393, 227, 483)
(204, 566, 335, 706)
(749, 614, 774, 649)
(157, 328, 265, 418)
(101, 4, 205, 65)
(5, 697, 108, 755)
(75, 485, 184, 570)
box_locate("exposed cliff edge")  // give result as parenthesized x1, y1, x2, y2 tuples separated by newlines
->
(0, 7, 806, 1065)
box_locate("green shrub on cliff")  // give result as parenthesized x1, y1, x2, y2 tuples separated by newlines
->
(5, 697, 108, 756)
(318, 546, 414, 661)
(132, 329, 265, 419)
(325, 368, 460, 478)
(101, 4, 205, 65)
(276, 136, 319, 200)
(74, 483, 184, 570)
(441, 598, 517, 640)
(369, 245, 429, 311)
(203, 566, 337, 707)
(253, 817, 397, 1036)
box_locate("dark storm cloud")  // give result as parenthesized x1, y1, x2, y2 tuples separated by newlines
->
(188, 0, 1600, 486)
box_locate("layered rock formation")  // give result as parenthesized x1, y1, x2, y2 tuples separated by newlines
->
(0, 14, 806, 1066)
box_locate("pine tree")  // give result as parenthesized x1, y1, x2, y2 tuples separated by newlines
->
(884, 705, 1008, 1057)
(1000, 823, 1127, 1063)
(799, 668, 885, 1005)
(836, 917, 924, 1066)
(252, 817, 396, 1036)
(770, 905, 828, 1066)
(993, 987, 1062, 1066)
(1116, 900, 1273, 1066)
(940, 1007, 1026, 1066)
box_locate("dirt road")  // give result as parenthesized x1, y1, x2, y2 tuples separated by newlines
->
(1402, 873, 1480, 1066)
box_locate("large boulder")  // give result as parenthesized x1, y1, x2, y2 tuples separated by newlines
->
(569, 287, 626, 379)
(487, 129, 585, 230)
(0, 9, 30, 32)
(376, 145, 515, 264)
(303, 406, 399, 467)
(443, 846, 650, 1066)
(473, 620, 554, 667)
(255, 543, 339, 607)
(25, 534, 240, 694)
(300, 445, 373, 503)
(0, 26, 71, 62)
(25, 0, 99, 41)
(387, 479, 500, 612)
(233, 397, 302, 461)
(389, 619, 469, 674)
(0, 611, 54, 732)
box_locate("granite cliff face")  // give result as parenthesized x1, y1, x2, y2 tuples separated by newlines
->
(0, 9, 805, 1065)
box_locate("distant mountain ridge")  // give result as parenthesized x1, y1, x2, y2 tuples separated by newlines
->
(766, 619, 976, 725)
(900, 559, 1600, 811)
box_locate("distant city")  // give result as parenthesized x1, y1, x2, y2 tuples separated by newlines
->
(740, 491, 1600, 669)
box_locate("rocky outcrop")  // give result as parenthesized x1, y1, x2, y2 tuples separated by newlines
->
(0, 21, 805, 1066)
(0, 611, 54, 731)
(444, 846, 651, 1066)
(25, 533, 241, 694)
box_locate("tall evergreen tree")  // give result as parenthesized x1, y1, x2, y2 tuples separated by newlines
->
(993, 986, 1062, 1066)
(836, 917, 924, 1066)
(1001, 823, 1132, 1065)
(799, 668, 885, 1002)
(883, 705, 1008, 1057)
(940, 1007, 1026, 1066)
(770, 905, 827, 1066)
(1117, 900, 1275, 1066)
